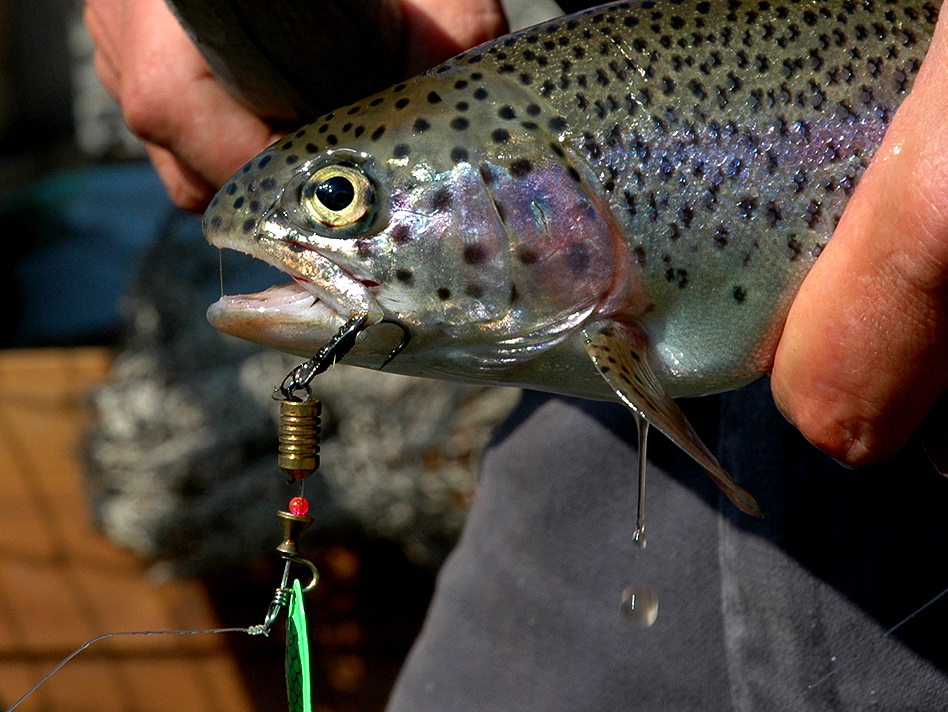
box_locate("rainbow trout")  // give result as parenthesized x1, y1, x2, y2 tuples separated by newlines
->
(203, 0, 939, 516)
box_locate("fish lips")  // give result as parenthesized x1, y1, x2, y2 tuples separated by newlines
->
(207, 282, 344, 356)
(205, 208, 384, 354)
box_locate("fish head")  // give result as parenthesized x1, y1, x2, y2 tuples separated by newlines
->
(205, 69, 631, 383)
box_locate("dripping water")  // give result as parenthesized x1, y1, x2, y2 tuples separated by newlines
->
(632, 415, 649, 549)
(621, 585, 659, 627)
(622, 413, 658, 627)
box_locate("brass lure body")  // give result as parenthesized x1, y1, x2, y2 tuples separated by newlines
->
(204, 0, 939, 515)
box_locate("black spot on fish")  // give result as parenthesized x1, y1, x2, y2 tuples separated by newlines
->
(226, 182, 237, 195)
(427, 91, 442, 104)
(665, 267, 689, 288)
(414, 118, 431, 132)
(566, 243, 590, 275)
(498, 106, 516, 119)
(456, 101, 470, 111)
(510, 159, 532, 177)
(518, 247, 539, 265)
(209, 215, 222, 228)
(305, 143, 318, 154)
(437, 287, 451, 300)
(431, 187, 452, 212)
(474, 88, 489, 100)
(787, 236, 803, 260)
(454, 79, 469, 89)
(242, 218, 255, 234)
(391, 224, 411, 245)
(451, 117, 470, 131)
(371, 126, 386, 141)
(393, 144, 411, 159)
(396, 268, 413, 283)
(261, 178, 277, 190)
(233, 197, 244, 209)
(354, 126, 365, 138)
(492, 128, 511, 143)
(463, 243, 488, 264)
(733, 286, 747, 303)
(527, 103, 541, 115)
(549, 117, 568, 131)
(326, 135, 338, 146)
(451, 147, 469, 164)
(466, 283, 484, 299)
(714, 226, 730, 249)
(281, 140, 294, 150)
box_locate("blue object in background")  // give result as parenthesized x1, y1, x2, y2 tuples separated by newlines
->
(4, 161, 281, 347)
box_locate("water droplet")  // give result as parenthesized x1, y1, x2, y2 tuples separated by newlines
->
(621, 585, 659, 627)
(633, 527, 647, 549)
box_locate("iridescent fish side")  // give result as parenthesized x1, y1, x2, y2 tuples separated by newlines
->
(203, 0, 939, 516)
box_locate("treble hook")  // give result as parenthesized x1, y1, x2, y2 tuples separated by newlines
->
(277, 315, 412, 400)
(278, 315, 369, 399)
(378, 317, 412, 368)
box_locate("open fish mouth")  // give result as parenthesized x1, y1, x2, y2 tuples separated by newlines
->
(206, 280, 352, 356)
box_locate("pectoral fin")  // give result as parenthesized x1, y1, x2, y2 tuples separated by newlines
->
(582, 320, 763, 517)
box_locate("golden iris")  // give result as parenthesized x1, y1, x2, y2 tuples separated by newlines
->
(301, 164, 373, 228)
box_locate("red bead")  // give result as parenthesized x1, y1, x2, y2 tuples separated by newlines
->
(289, 497, 310, 516)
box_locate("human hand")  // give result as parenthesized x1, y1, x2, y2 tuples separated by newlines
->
(771, 16, 948, 467)
(84, 0, 507, 212)
(85, 0, 283, 211)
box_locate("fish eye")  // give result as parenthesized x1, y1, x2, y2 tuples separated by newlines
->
(301, 163, 374, 229)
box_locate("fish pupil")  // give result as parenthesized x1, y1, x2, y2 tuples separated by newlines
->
(315, 176, 355, 211)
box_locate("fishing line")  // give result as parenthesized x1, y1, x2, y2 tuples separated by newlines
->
(785, 580, 948, 707)
(5, 627, 255, 712)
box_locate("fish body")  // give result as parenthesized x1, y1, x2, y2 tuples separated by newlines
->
(203, 0, 938, 515)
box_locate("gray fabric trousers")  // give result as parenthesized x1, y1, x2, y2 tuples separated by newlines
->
(387, 381, 948, 710)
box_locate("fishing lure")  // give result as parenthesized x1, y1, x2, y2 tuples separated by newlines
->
(6, 374, 324, 712)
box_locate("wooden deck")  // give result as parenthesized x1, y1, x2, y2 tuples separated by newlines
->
(0, 348, 257, 712)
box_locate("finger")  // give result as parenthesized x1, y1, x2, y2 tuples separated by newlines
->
(145, 143, 218, 213)
(772, 20, 948, 467)
(400, 0, 507, 74)
(83, 2, 121, 95)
